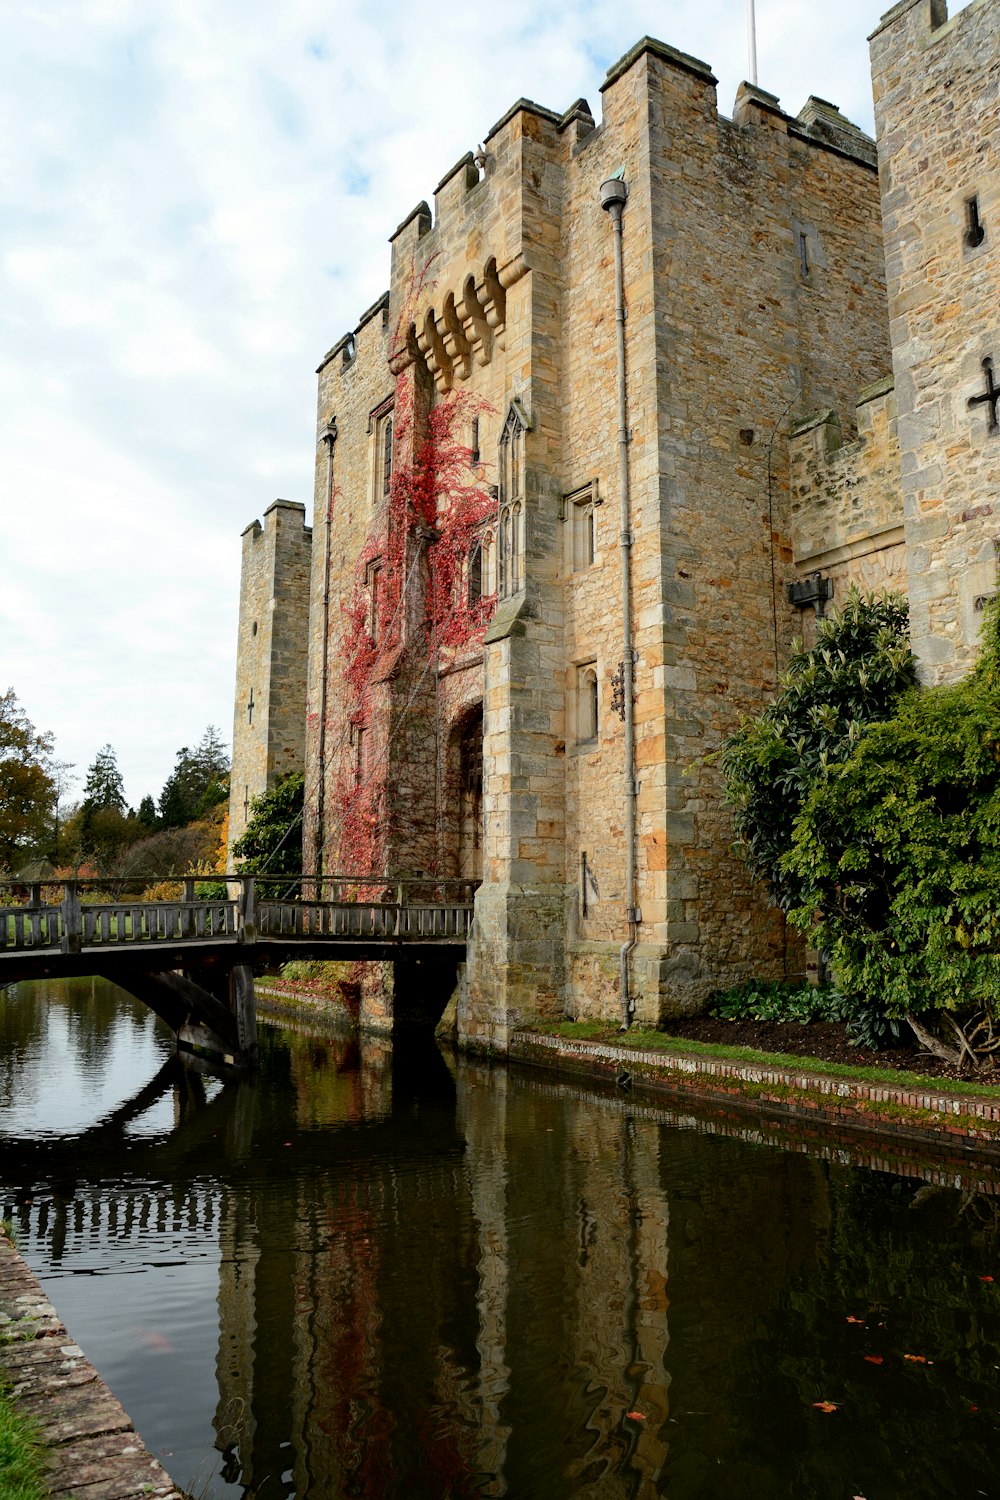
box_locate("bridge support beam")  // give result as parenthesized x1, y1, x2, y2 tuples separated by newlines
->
(109, 964, 257, 1069)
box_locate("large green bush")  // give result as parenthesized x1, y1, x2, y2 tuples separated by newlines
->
(721, 591, 916, 913)
(786, 604, 1000, 1023)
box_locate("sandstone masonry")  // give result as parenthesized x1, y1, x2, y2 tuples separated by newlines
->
(228, 500, 312, 863)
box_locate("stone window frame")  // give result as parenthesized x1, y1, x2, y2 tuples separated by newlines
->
(497, 399, 530, 599)
(368, 395, 395, 507)
(573, 661, 600, 749)
(350, 722, 368, 787)
(364, 557, 382, 643)
(563, 480, 601, 573)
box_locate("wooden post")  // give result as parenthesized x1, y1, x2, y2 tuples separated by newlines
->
(60, 881, 81, 954)
(182, 878, 195, 938)
(237, 877, 257, 945)
(229, 963, 258, 1066)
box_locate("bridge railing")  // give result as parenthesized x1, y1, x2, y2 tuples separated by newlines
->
(0, 874, 478, 956)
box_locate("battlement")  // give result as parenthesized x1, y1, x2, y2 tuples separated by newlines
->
(314, 32, 876, 409)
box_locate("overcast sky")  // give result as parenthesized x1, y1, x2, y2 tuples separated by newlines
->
(1, 0, 941, 807)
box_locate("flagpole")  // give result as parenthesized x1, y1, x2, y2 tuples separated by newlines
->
(747, 0, 758, 85)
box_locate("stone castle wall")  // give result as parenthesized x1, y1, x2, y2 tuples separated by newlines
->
(789, 377, 905, 629)
(228, 500, 312, 865)
(870, 0, 1000, 681)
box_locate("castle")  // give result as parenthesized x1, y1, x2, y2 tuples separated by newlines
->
(228, 0, 1000, 1048)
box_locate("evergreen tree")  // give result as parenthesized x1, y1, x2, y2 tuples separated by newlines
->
(81, 744, 127, 814)
(158, 726, 230, 829)
(137, 795, 158, 829)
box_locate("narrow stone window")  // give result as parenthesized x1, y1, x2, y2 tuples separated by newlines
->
(365, 559, 382, 643)
(572, 492, 596, 571)
(966, 194, 986, 249)
(497, 401, 529, 598)
(382, 414, 393, 494)
(351, 724, 367, 787)
(577, 664, 599, 744)
(370, 402, 395, 504)
(470, 416, 480, 467)
(511, 502, 523, 593)
(467, 539, 482, 607)
(498, 511, 510, 597)
(798, 231, 810, 276)
(481, 528, 495, 596)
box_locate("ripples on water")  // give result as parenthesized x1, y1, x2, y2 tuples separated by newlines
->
(2, 977, 1000, 1498)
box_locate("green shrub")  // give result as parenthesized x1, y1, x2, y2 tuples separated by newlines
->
(709, 980, 849, 1025)
(720, 590, 916, 912)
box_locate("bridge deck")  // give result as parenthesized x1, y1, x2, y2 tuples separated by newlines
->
(0, 875, 476, 982)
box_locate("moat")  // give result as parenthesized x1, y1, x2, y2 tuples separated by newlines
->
(2, 978, 1000, 1499)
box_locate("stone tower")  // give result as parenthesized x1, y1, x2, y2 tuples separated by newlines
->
(870, 0, 1000, 681)
(227, 499, 312, 864)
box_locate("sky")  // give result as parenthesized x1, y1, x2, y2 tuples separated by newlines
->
(0, 0, 945, 808)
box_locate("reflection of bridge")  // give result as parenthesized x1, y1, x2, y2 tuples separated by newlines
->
(0, 876, 476, 1066)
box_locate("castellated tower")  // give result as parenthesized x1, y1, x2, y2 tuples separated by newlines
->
(227, 499, 312, 865)
(870, 0, 1000, 682)
(299, 34, 890, 1044)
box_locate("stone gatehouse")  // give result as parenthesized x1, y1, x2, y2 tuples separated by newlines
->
(229, 0, 1000, 1047)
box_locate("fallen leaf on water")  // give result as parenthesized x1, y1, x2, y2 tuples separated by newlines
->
(812, 1401, 838, 1413)
(846, 1315, 865, 1325)
(864, 1355, 884, 1365)
(626, 1411, 646, 1421)
(903, 1354, 932, 1364)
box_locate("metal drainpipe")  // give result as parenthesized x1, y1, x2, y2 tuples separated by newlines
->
(315, 417, 338, 880)
(600, 175, 638, 1031)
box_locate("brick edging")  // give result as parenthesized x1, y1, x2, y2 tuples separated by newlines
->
(511, 1031, 1000, 1157)
(0, 1232, 184, 1499)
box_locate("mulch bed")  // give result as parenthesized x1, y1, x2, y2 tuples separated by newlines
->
(659, 1016, 1000, 1085)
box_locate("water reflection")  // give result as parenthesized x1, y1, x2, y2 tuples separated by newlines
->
(2, 979, 1000, 1498)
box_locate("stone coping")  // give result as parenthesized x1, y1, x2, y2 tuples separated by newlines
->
(511, 1030, 1000, 1159)
(0, 1232, 184, 1500)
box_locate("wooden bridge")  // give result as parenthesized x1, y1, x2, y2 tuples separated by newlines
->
(0, 875, 476, 1068)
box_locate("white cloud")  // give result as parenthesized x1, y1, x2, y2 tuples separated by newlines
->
(0, 0, 924, 806)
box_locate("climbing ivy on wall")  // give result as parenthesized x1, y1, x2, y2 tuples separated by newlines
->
(322, 267, 498, 878)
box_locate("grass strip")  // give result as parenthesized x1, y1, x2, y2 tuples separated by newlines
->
(0, 1381, 45, 1500)
(530, 1021, 1000, 1098)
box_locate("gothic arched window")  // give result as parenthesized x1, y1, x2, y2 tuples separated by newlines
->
(497, 400, 529, 598)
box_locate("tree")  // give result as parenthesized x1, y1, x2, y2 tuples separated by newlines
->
(720, 590, 917, 914)
(81, 744, 127, 814)
(232, 774, 303, 879)
(0, 689, 57, 872)
(137, 795, 158, 829)
(158, 726, 230, 829)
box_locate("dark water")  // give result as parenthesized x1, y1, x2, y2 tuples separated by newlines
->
(2, 979, 1000, 1499)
